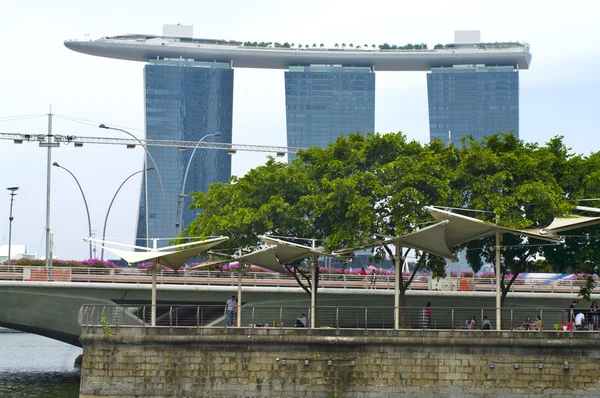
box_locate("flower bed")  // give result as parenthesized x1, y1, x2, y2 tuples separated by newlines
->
(1, 258, 117, 269)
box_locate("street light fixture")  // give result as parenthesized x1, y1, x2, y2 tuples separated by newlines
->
(101, 167, 154, 260)
(176, 132, 221, 235)
(6, 187, 19, 265)
(52, 162, 93, 259)
(99, 124, 167, 244)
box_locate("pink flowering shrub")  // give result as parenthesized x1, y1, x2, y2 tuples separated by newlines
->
(2, 258, 117, 268)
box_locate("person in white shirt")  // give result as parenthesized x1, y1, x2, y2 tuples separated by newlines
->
(295, 313, 307, 327)
(574, 312, 585, 329)
(225, 296, 237, 327)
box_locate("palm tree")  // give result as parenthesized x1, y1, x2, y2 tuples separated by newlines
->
(349, 43, 354, 48)
(320, 43, 325, 48)
(312, 43, 317, 48)
(335, 43, 339, 47)
(341, 43, 346, 48)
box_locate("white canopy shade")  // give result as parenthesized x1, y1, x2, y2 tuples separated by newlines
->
(85, 236, 229, 271)
(425, 206, 566, 247)
(188, 246, 290, 274)
(189, 236, 338, 273)
(333, 220, 458, 261)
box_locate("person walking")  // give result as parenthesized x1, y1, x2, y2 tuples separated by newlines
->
(567, 300, 578, 324)
(424, 302, 432, 328)
(225, 295, 236, 327)
(370, 270, 377, 289)
(359, 267, 367, 287)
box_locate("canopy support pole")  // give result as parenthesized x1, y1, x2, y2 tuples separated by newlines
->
(495, 230, 502, 330)
(237, 262, 242, 327)
(394, 244, 401, 330)
(151, 259, 157, 327)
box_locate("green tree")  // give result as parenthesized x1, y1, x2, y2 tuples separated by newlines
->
(455, 134, 576, 307)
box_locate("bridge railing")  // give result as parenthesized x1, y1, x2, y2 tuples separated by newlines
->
(1, 265, 595, 294)
(79, 304, 595, 333)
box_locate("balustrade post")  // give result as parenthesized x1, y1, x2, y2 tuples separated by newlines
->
(510, 309, 514, 331)
(279, 307, 283, 328)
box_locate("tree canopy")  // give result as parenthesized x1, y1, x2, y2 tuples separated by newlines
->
(184, 132, 600, 304)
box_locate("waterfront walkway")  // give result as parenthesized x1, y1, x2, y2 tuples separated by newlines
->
(0, 265, 592, 295)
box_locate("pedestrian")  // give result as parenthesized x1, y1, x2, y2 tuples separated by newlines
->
(359, 267, 367, 287)
(469, 316, 476, 330)
(370, 270, 377, 289)
(567, 300, 578, 323)
(424, 302, 432, 328)
(482, 315, 492, 330)
(295, 313, 307, 327)
(225, 295, 236, 327)
(530, 316, 543, 331)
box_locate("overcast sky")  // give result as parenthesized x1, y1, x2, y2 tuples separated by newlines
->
(1, 0, 599, 261)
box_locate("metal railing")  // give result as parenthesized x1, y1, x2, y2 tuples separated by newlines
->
(79, 304, 597, 333)
(1, 265, 597, 294)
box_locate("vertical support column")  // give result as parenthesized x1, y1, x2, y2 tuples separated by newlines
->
(394, 244, 401, 330)
(311, 257, 317, 328)
(495, 229, 502, 330)
(151, 238, 158, 327)
(310, 238, 317, 328)
(151, 260, 157, 327)
(45, 108, 53, 271)
(237, 263, 242, 327)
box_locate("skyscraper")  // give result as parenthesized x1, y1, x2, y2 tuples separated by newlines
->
(135, 59, 233, 247)
(284, 66, 375, 162)
(427, 65, 519, 144)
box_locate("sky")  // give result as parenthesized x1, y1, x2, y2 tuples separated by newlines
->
(1, 0, 599, 261)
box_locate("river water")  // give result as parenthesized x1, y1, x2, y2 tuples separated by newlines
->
(0, 332, 82, 398)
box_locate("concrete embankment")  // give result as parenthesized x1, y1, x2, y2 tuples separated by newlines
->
(78, 326, 600, 397)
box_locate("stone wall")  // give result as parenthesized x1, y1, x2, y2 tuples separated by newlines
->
(79, 327, 600, 397)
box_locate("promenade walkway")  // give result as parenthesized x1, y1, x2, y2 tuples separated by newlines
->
(0, 265, 593, 295)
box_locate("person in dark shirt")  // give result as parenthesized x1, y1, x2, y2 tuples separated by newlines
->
(568, 300, 578, 323)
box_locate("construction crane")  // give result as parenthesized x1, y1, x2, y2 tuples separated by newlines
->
(0, 132, 305, 154)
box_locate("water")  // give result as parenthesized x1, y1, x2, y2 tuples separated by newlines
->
(0, 333, 82, 398)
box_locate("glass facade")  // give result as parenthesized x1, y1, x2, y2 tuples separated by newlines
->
(285, 66, 375, 162)
(427, 66, 519, 144)
(136, 60, 234, 248)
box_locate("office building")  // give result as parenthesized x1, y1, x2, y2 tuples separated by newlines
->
(285, 66, 375, 162)
(427, 66, 519, 144)
(135, 59, 233, 247)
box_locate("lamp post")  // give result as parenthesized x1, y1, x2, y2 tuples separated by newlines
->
(101, 167, 154, 260)
(176, 132, 221, 235)
(6, 187, 19, 265)
(99, 124, 167, 243)
(52, 162, 93, 259)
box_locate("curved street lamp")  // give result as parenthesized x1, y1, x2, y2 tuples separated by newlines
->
(101, 167, 154, 260)
(99, 124, 167, 244)
(6, 187, 19, 265)
(176, 132, 222, 235)
(52, 162, 93, 259)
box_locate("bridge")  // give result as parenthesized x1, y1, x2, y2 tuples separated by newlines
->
(0, 266, 594, 346)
